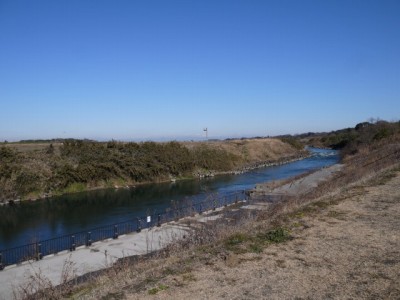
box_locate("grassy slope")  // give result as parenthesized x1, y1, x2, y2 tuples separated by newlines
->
(17, 126, 400, 299)
(7, 120, 399, 299)
(0, 138, 304, 202)
(299, 120, 400, 152)
(87, 130, 400, 299)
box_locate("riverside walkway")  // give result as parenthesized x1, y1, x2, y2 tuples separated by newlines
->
(0, 207, 229, 300)
(0, 164, 343, 299)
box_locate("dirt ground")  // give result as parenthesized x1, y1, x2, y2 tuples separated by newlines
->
(127, 171, 400, 299)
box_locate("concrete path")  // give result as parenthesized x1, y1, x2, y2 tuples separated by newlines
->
(0, 203, 241, 300)
(0, 221, 192, 299)
(0, 164, 343, 299)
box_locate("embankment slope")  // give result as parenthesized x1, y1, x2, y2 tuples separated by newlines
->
(126, 168, 400, 300)
(0, 138, 305, 202)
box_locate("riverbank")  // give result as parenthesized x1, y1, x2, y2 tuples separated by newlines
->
(123, 166, 400, 300)
(249, 163, 343, 197)
(0, 162, 337, 299)
(7, 152, 399, 299)
(11, 133, 395, 299)
(0, 152, 309, 207)
(0, 138, 307, 204)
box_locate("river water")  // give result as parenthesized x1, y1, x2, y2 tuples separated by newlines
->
(0, 148, 338, 250)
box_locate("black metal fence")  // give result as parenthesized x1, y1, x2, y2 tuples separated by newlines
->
(0, 190, 246, 270)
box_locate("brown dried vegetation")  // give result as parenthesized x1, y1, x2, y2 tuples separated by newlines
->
(15, 128, 400, 299)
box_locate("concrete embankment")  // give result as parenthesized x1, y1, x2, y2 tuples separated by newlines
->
(195, 152, 310, 178)
(249, 163, 344, 197)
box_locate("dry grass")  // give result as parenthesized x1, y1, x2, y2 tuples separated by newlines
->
(6, 138, 298, 164)
(4, 143, 63, 153)
(183, 138, 305, 165)
(15, 138, 400, 299)
(14, 255, 78, 299)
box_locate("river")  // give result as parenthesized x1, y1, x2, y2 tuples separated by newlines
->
(0, 147, 338, 250)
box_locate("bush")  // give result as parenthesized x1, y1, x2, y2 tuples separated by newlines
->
(279, 138, 304, 150)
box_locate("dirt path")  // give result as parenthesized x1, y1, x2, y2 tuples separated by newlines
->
(128, 171, 400, 299)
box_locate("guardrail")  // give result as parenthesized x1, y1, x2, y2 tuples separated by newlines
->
(0, 190, 246, 270)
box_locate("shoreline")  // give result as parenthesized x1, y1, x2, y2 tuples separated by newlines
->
(0, 152, 311, 206)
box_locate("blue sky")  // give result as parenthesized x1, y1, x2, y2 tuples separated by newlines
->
(0, 0, 399, 141)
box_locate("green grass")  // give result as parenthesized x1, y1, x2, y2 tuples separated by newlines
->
(225, 233, 248, 246)
(257, 227, 291, 244)
(224, 227, 292, 255)
(0, 140, 242, 201)
(248, 243, 263, 253)
(62, 182, 87, 194)
(148, 284, 169, 295)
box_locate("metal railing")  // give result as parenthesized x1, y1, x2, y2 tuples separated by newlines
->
(0, 190, 246, 270)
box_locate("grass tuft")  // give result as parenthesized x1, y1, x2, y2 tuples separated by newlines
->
(258, 227, 291, 244)
(148, 284, 169, 295)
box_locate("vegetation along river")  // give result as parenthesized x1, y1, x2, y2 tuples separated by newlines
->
(0, 147, 338, 250)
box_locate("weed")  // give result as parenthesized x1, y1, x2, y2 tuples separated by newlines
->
(163, 267, 178, 276)
(225, 233, 248, 246)
(148, 287, 158, 295)
(100, 291, 126, 300)
(224, 233, 250, 253)
(248, 243, 263, 253)
(291, 222, 302, 228)
(373, 170, 398, 185)
(182, 272, 197, 282)
(289, 211, 304, 219)
(62, 182, 86, 194)
(312, 201, 330, 209)
(148, 284, 169, 295)
(258, 227, 291, 244)
(327, 210, 347, 220)
(276, 259, 286, 268)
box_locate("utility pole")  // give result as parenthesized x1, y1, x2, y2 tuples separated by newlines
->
(203, 128, 208, 140)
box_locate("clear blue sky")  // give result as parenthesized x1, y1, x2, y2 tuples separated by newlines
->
(1, 0, 399, 141)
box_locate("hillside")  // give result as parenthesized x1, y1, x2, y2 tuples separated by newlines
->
(298, 120, 400, 153)
(0, 138, 305, 202)
(11, 121, 400, 299)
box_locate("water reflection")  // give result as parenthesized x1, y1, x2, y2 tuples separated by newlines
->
(0, 148, 338, 249)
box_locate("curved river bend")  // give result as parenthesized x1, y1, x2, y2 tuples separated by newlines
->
(0, 148, 339, 250)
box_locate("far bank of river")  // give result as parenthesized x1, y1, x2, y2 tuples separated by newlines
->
(2, 152, 309, 205)
(0, 148, 338, 250)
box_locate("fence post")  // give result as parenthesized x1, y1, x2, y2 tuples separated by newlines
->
(213, 199, 217, 211)
(137, 218, 141, 233)
(199, 203, 202, 215)
(113, 225, 118, 239)
(0, 252, 3, 271)
(86, 232, 92, 246)
(70, 235, 76, 251)
(191, 205, 195, 217)
(36, 243, 42, 260)
(157, 214, 161, 227)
